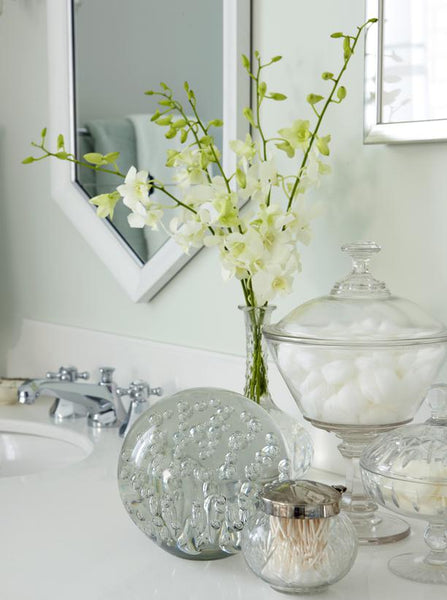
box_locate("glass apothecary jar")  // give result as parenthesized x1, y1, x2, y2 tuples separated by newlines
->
(241, 480, 358, 593)
(264, 242, 447, 544)
(361, 384, 447, 584)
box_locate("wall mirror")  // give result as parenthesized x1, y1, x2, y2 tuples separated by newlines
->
(364, 0, 447, 144)
(47, 0, 251, 301)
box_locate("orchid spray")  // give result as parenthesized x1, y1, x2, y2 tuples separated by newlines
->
(25, 19, 376, 404)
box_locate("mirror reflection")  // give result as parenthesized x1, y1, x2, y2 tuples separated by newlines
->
(72, 0, 223, 264)
(381, 0, 447, 124)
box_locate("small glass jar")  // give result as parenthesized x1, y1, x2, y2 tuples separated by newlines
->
(241, 480, 358, 593)
(361, 384, 447, 584)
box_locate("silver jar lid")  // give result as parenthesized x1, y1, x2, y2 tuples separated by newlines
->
(260, 480, 346, 519)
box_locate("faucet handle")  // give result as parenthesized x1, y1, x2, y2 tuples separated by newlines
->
(98, 367, 115, 385)
(117, 380, 149, 402)
(46, 366, 90, 382)
(117, 380, 163, 437)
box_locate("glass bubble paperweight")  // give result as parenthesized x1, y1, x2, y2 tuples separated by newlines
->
(118, 387, 290, 560)
(264, 242, 447, 544)
(361, 384, 447, 584)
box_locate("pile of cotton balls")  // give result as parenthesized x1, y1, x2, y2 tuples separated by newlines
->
(277, 343, 445, 425)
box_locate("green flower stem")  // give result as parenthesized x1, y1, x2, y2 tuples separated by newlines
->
(286, 21, 372, 210)
(243, 306, 270, 404)
(254, 60, 269, 161)
(185, 96, 233, 195)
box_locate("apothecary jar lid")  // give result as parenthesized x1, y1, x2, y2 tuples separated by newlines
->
(361, 385, 447, 484)
(261, 480, 346, 519)
(264, 242, 447, 346)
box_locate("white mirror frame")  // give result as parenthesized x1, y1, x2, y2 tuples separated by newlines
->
(46, 0, 251, 302)
(364, 0, 447, 144)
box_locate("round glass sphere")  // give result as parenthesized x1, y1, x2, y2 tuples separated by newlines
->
(118, 387, 289, 560)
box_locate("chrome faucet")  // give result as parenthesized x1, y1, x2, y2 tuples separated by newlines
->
(18, 366, 126, 429)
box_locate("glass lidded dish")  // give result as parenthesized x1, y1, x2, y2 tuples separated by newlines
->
(241, 480, 358, 594)
(263, 242, 447, 544)
(361, 384, 447, 584)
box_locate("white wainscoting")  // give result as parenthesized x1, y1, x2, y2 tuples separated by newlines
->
(8, 318, 346, 474)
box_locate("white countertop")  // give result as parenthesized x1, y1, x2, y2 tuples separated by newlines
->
(1, 400, 445, 600)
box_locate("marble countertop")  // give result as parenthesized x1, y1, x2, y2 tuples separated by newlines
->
(1, 400, 445, 600)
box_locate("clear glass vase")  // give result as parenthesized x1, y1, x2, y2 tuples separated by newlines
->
(239, 305, 313, 479)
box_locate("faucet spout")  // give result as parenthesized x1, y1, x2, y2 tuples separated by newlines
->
(18, 380, 118, 428)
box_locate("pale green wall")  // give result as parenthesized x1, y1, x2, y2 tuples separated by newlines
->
(2, 0, 447, 375)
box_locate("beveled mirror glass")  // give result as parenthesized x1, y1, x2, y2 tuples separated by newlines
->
(364, 0, 447, 143)
(46, 0, 251, 301)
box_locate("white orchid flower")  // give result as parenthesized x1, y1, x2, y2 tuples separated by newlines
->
(239, 158, 278, 204)
(117, 166, 151, 209)
(229, 133, 257, 162)
(169, 215, 207, 253)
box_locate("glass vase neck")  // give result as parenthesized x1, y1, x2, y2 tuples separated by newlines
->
(239, 305, 276, 406)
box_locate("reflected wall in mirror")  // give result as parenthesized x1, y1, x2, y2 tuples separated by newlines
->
(73, 0, 223, 265)
(47, 0, 251, 301)
(364, 0, 447, 143)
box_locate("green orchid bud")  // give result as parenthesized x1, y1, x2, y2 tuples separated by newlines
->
(55, 151, 69, 160)
(57, 134, 65, 150)
(316, 134, 331, 156)
(243, 107, 255, 127)
(180, 129, 188, 144)
(156, 115, 172, 126)
(331, 32, 344, 38)
(158, 99, 173, 107)
(144, 90, 154, 96)
(184, 81, 190, 92)
(241, 54, 250, 70)
(343, 37, 352, 60)
(368, 17, 378, 23)
(259, 81, 267, 100)
(307, 93, 324, 105)
(271, 55, 282, 63)
(160, 82, 169, 91)
(254, 50, 260, 59)
(269, 92, 287, 101)
(200, 135, 213, 146)
(150, 110, 161, 122)
(337, 86, 347, 100)
(236, 168, 246, 188)
(208, 119, 223, 128)
(22, 156, 35, 164)
(173, 118, 187, 129)
(165, 127, 177, 139)
(104, 152, 120, 163)
(40, 127, 47, 139)
(84, 152, 106, 165)
(321, 71, 334, 80)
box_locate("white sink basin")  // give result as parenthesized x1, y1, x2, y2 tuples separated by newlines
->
(0, 419, 94, 478)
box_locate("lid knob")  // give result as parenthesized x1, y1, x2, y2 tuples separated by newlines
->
(425, 384, 447, 425)
(331, 241, 390, 298)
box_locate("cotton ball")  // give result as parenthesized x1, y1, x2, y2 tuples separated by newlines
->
(391, 460, 447, 516)
(358, 403, 404, 425)
(321, 392, 360, 424)
(321, 359, 356, 386)
(294, 348, 327, 372)
(300, 382, 331, 420)
(299, 370, 324, 396)
(358, 368, 400, 405)
(396, 349, 418, 374)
